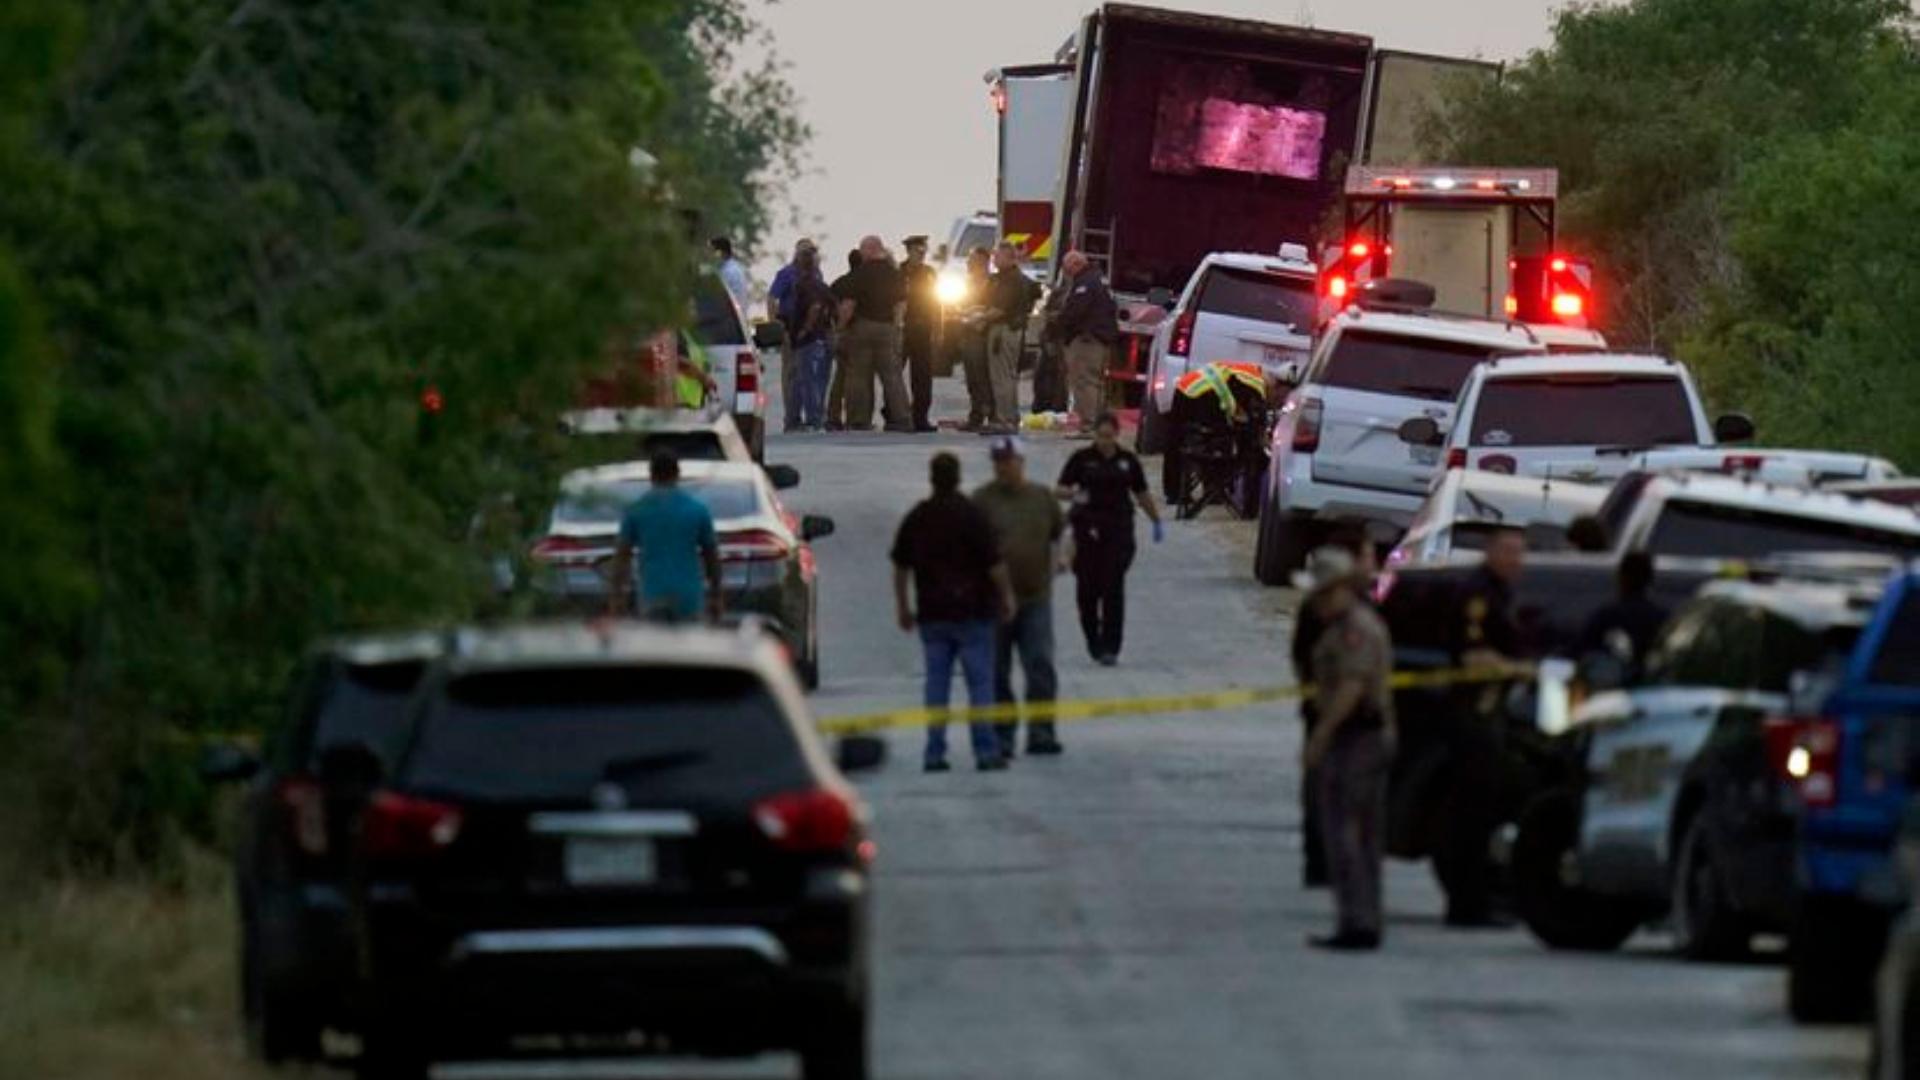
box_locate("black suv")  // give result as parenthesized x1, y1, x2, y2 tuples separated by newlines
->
(349, 622, 882, 1079)
(204, 632, 444, 1063)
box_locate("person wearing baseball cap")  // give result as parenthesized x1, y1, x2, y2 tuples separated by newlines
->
(1295, 545, 1396, 951)
(973, 435, 1068, 756)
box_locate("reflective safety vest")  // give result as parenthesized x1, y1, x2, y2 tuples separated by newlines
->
(676, 331, 712, 409)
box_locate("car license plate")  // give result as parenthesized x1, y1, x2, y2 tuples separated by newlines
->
(564, 838, 657, 886)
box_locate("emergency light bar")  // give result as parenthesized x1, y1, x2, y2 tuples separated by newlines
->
(1346, 167, 1558, 200)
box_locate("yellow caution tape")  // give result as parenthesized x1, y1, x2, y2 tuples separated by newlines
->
(815, 664, 1533, 737)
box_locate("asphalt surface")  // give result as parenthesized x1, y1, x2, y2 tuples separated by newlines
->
(445, 370, 1870, 1079)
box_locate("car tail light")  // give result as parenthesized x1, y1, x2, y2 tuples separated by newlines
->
(754, 788, 858, 853)
(1291, 397, 1323, 453)
(1766, 716, 1840, 808)
(1551, 293, 1584, 319)
(720, 528, 790, 563)
(1503, 294, 1519, 317)
(1721, 454, 1767, 473)
(1327, 275, 1349, 301)
(530, 535, 597, 562)
(1347, 241, 1370, 259)
(277, 776, 328, 857)
(362, 791, 463, 859)
(1446, 448, 1468, 470)
(1168, 308, 1196, 358)
(1479, 454, 1517, 475)
(736, 350, 759, 395)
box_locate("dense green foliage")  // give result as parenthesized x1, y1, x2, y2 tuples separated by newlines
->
(1433, 0, 1919, 465)
(0, 0, 802, 867)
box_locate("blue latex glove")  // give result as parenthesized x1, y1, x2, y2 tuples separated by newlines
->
(1152, 519, 1166, 545)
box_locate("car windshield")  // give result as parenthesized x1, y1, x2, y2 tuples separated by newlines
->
(954, 222, 997, 259)
(1319, 330, 1526, 401)
(1470, 375, 1696, 448)
(1648, 500, 1920, 560)
(692, 278, 746, 347)
(308, 659, 428, 767)
(403, 667, 808, 803)
(1196, 267, 1316, 330)
(555, 477, 761, 526)
(563, 432, 728, 471)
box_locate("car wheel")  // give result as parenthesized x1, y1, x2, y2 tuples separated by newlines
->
(1137, 399, 1167, 456)
(241, 919, 321, 1063)
(1253, 505, 1312, 587)
(1790, 896, 1879, 1023)
(1670, 814, 1750, 961)
(1511, 791, 1642, 952)
(800, 1000, 869, 1080)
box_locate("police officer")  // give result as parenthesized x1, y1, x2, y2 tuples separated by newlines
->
(1290, 521, 1377, 889)
(1436, 525, 1526, 928)
(1050, 250, 1120, 428)
(1056, 413, 1164, 666)
(900, 235, 941, 432)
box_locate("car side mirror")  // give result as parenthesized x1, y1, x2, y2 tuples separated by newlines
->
(1397, 416, 1443, 447)
(765, 463, 801, 490)
(801, 515, 836, 541)
(199, 743, 262, 784)
(752, 322, 786, 350)
(1713, 412, 1755, 443)
(835, 735, 887, 774)
(1146, 286, 1175, 310)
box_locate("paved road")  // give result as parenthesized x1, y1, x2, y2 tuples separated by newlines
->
(451, 373, 1870, 1079)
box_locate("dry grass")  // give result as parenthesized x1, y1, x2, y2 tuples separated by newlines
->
(0, 849, 293, 1080)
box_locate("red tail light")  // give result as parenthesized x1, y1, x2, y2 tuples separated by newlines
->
(720, 528, 790, 563)
(754, 788, 858, 853)
(1327, 275, 1349, 301)
(1721, 454, 1767, 473)
(1292, 398, 1323, 453)
(1479, 454, 1517, 475)
(276, 776, 328, 857)
(1766, 716, 1840, 808)
(1551, 293, 1584, 319)
(1168, 308, 1196, 358)
(1446, 448, 1468, 469)
(736, 350, 759, 395)
(531, 535, 599, 561)
(362, 791, 463, 859)
(1347, 241, 1371, 259)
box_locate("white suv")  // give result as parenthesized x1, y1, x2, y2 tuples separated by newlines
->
(1138, 248, 1317, 455)
(1399, 354, 1738, 485)
(1252, 304, 1545, 583)
(692, 273, 774, 461)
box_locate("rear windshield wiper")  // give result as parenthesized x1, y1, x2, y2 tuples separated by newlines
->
(601, 749, 709, 781)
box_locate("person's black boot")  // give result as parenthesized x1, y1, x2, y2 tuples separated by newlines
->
(1307, 929, 1381, 951)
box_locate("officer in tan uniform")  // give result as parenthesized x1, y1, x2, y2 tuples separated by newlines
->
(1298, 546, 1396, 951)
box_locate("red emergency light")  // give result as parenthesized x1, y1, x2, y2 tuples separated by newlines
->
(1510, 253, 1594, 329)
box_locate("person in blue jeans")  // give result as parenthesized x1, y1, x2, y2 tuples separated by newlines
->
(973, 435, 1065, 756)
(892, 452, 1016, 772)
(609, 451, 722, 622)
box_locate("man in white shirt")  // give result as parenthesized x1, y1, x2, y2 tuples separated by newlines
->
(711, 236, 751, 313)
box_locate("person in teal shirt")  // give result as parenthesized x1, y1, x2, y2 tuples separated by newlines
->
(609, 452, 722, 622)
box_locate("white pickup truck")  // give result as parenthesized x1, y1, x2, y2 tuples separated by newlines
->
(1397, 353, 1754, 484)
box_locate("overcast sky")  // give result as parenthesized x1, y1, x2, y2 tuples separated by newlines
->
(743, 0, 1567, 277)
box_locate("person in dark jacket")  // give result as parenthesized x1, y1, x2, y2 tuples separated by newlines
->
(1056, 413, 1163, 665)
(900, 235, 941, 432)
(1577, 551, 1667, 676)
(984, 243, 1040, 434)
(1436, 526, 1526, 928)
(1051, 251, 1119, 427)
(1290, 521, 1377, 888)
(824, 249, 861, 431)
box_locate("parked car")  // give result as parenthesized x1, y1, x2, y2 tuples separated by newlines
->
(201, 632, 446, 1064)
(691, 274, 775, 461)
(526, 459, 833, 688)
(1395, 353, 1749, 485)
(349, 622, 883, 1079)
(1511, 574, 1885, 959)
(1383, 468, 1607, 570)
(558, 406, 800, 488)
(1834, 479, 1920, 509)
(1138, 247, 1317, 455)
(1252, 297, 1546, 583)
(1870, 794, 1920, 1078)
(1782, 561, 1920, 1021)
(1630, 447, 1901, 488)
(1596, 472, 1920, 562)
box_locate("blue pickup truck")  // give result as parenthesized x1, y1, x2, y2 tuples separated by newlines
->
(1786, 562, 1920, 1022)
